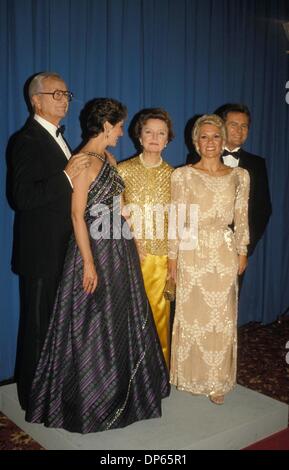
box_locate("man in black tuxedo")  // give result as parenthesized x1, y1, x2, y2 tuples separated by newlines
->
(9, 72, 90, 410)
(214, 103, 272, 257)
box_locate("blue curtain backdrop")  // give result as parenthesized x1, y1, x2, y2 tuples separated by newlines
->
(0, 0, 289, 380)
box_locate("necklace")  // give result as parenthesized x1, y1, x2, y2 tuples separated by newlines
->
(87, 151, 106, 162)
(139, 153, 163, 168)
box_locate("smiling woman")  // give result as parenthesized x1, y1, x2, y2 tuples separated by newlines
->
(169, 114, 250, 405)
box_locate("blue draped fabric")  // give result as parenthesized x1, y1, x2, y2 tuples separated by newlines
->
(0, 0, 288, 380)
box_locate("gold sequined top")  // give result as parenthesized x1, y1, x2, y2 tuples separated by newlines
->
(118, 155, 174, 256)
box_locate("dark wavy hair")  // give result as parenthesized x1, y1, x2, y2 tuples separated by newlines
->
(214, 103, 251, 126)
(80, 98, 127, 139)
(132, 108, 174, 142)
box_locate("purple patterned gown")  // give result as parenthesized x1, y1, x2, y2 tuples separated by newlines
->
(26, 160, 170, 433)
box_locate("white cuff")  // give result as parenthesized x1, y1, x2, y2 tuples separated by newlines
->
(64, 171, 73, 189)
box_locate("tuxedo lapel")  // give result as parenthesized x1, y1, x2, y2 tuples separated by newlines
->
(62, 135, 72, 154)
(28, 118, 69, 165)
(237, 150, 251, 170)
(237, 149, 263, 171)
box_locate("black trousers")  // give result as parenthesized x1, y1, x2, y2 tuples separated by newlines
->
(14, 276, 60, 410)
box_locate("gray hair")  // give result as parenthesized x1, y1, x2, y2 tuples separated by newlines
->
(192, 114, 227, 154)
(28, 72, 64, 103)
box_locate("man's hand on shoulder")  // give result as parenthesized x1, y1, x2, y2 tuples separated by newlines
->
(65, 153, 91, 180)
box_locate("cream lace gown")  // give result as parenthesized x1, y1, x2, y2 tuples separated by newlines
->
(169, 166, 249, 396)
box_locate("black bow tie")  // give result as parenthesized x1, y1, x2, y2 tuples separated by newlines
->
(56, 125, 65, 137)
(222, 149, 240, 159)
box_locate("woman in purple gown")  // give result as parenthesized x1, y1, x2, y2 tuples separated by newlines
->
(26, 98, 170, 433)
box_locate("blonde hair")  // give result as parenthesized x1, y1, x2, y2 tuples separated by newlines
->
(192, 114, 226, 155)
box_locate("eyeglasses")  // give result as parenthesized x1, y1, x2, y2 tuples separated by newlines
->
(37, 90, 73, 102)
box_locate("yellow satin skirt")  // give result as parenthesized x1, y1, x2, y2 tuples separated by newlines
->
(141, 254, 171, 368)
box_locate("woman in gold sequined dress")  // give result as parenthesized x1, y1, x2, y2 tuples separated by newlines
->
(168, 114, 250, 404)
(118, 108, 174, 367)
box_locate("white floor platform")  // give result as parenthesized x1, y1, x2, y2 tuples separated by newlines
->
(0, 383, 288, 450)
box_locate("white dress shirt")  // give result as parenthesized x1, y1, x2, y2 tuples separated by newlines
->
(222, 147, 240, 168)
(34, 115, 73, 187)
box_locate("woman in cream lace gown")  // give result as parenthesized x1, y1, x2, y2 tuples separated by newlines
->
(168, 114, 249, 404)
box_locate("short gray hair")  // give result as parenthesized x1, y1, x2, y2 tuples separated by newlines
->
(192, 114, 227, 154)
(28, 72, 64, 102)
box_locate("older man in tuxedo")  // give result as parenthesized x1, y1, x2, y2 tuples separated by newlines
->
(214, 103, 272, 257)
(9, 72, 90, 410)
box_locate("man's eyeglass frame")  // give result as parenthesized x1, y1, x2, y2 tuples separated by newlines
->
(37, 90, 73, 102)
